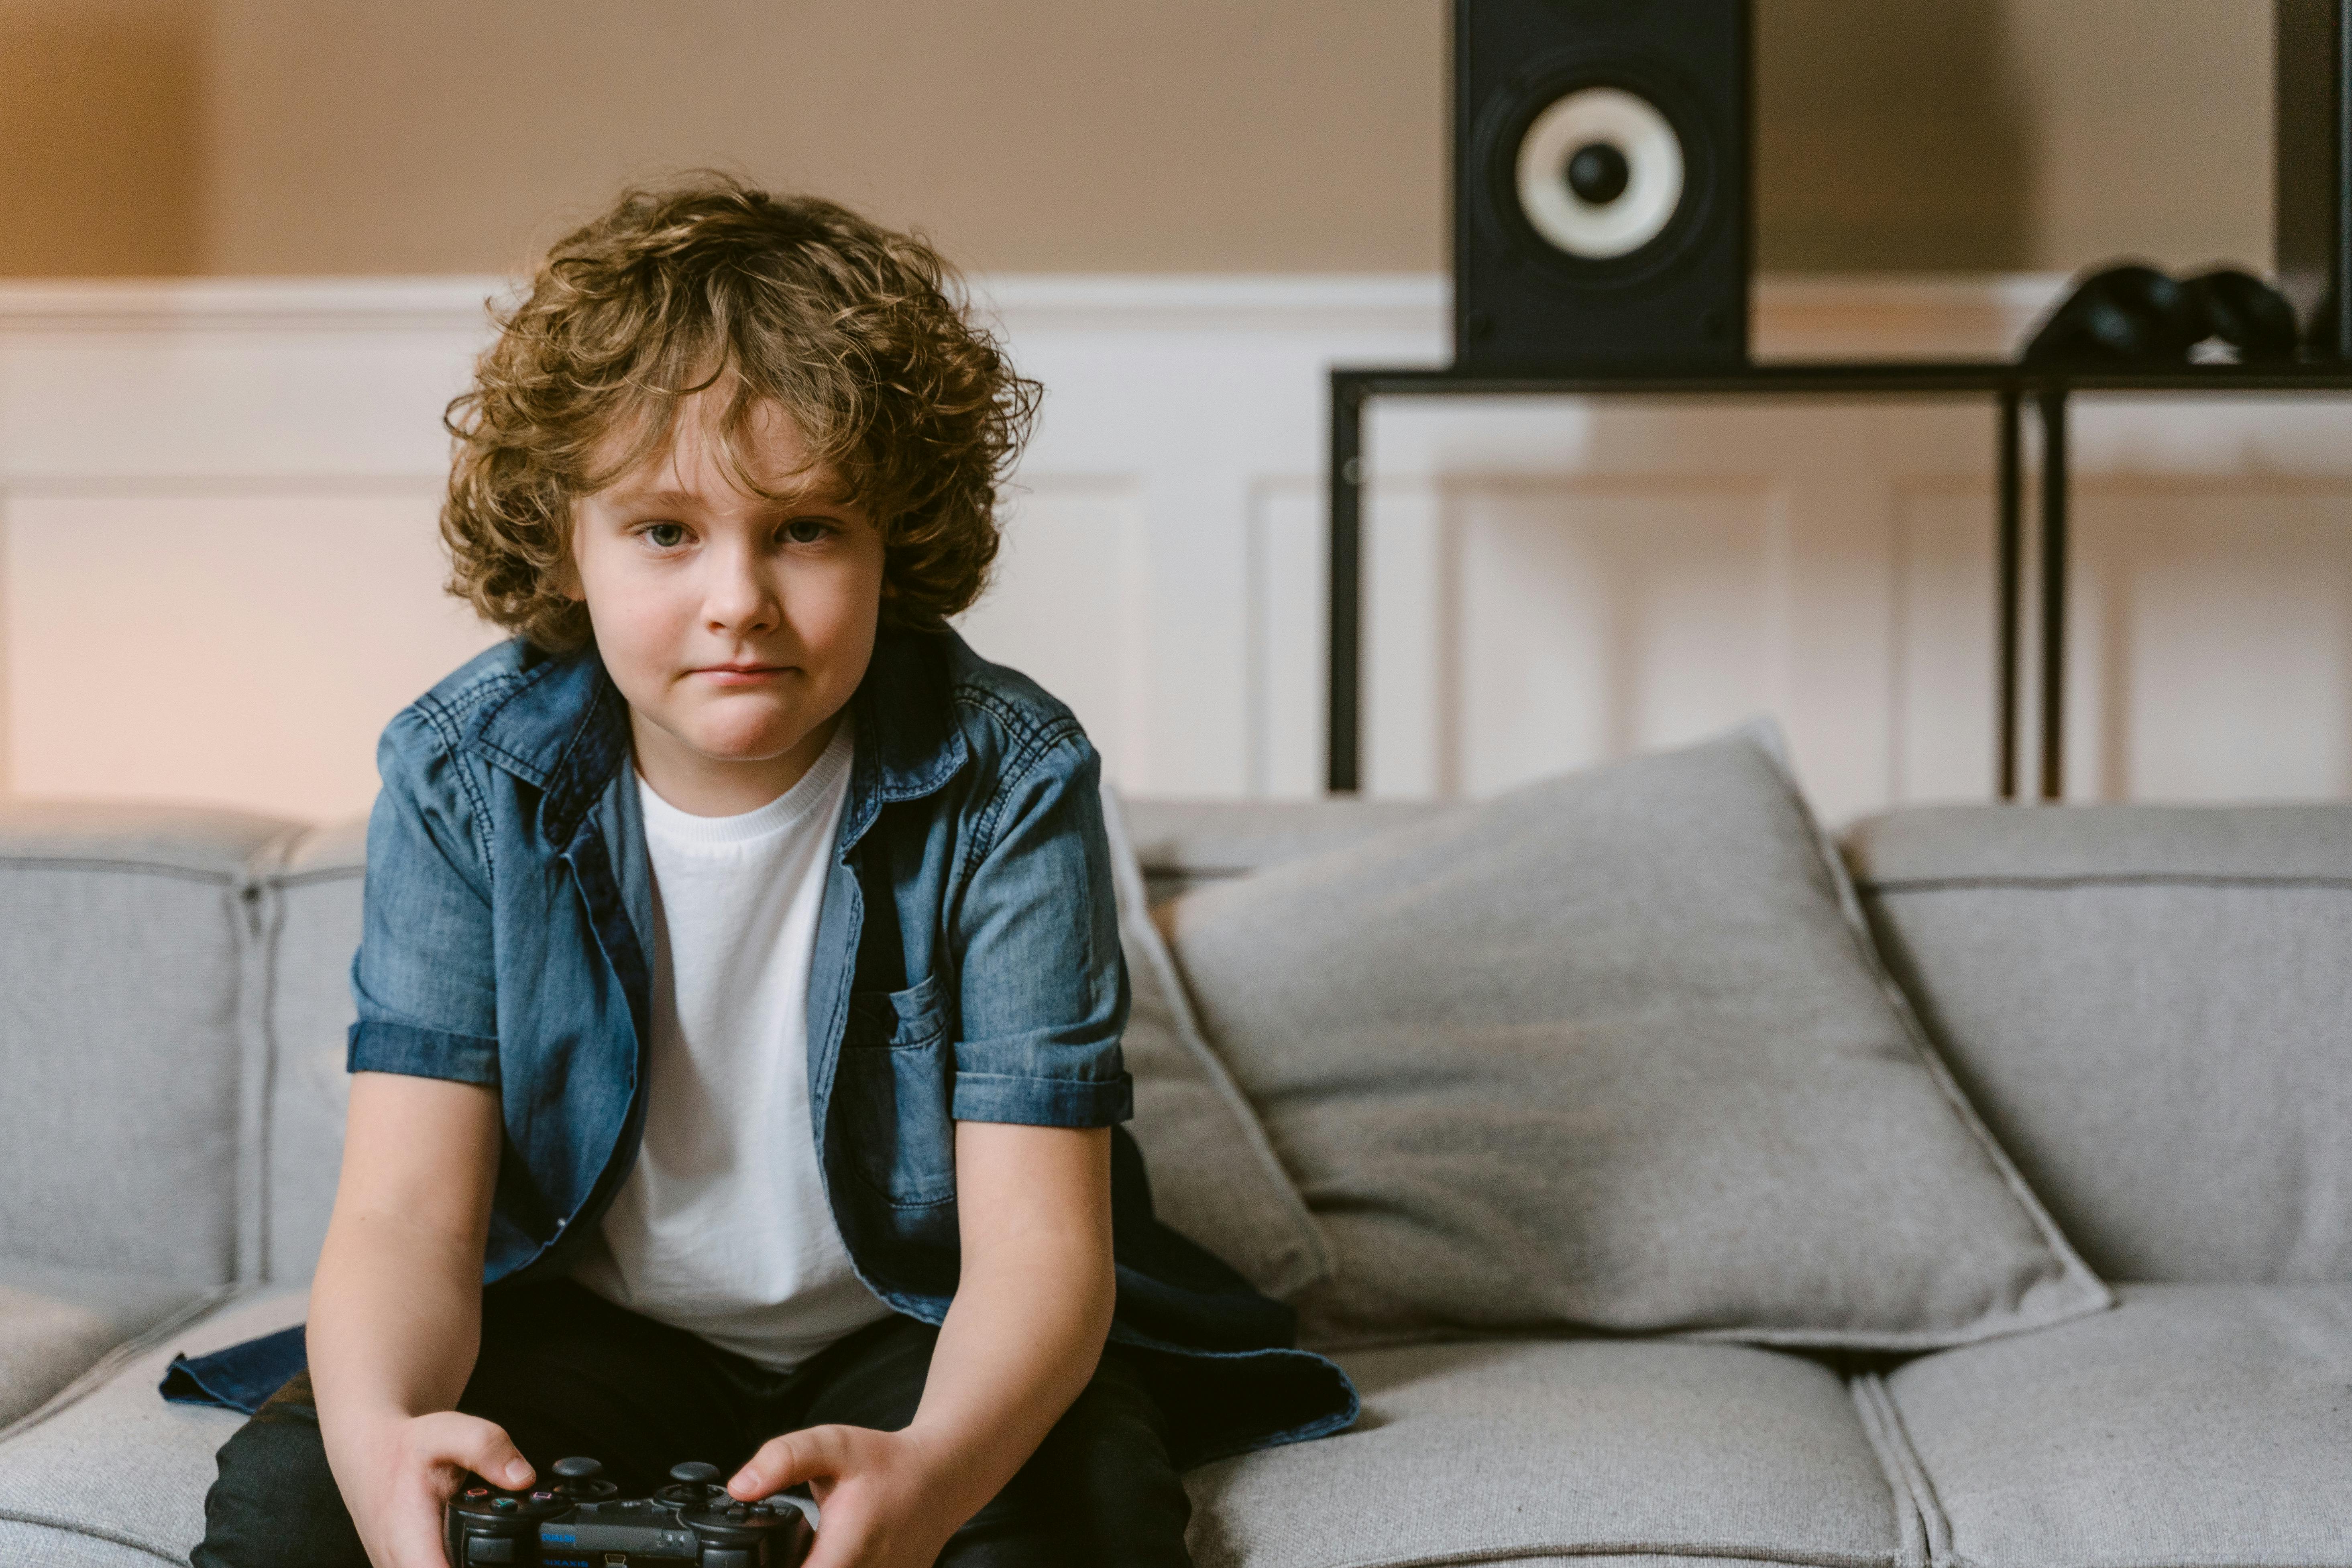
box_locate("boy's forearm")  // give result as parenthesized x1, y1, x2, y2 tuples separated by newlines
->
(903, 1224, 1117, 1524)
(307, 1071, 505, 1479)
(309, 1210, 487, 1449)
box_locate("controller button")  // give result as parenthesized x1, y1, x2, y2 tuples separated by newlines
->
(529, 1491, 554, 1502)
(490, 1497, 518, 1513)
(464, 1537, 518, 1564)
(728, 1502, 750, 1518)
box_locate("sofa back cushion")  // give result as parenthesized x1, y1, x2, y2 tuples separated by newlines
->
(260, 818, 369, 1282)
(1121, 799, 1454, 907)
(0, 803, 296, 1286)
(1845, 805, 2352, 1283)
(1159, 730, 2110, 1350)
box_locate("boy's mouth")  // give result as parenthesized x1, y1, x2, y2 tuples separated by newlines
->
(691, 662, 792, 685)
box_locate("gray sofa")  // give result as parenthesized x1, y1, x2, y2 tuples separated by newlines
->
(1, 789, 2347, 1568)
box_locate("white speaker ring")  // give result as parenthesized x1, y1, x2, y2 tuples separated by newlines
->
(1514, 86, 1684, 260)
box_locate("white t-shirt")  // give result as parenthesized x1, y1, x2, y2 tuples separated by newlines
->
(570, 722, 891, 1369)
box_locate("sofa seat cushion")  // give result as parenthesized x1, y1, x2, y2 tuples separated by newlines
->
(1183, 1338, 1900, 1568)
(0, 1286, 303, 1566)
(1882, 1283, 2352, 1568)
(0, 1261, 219, 1434)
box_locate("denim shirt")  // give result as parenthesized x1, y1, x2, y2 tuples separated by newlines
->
(163, 628, 1355, 1465)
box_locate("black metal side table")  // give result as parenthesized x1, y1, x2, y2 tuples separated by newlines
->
(1326, 362, 2352, 800)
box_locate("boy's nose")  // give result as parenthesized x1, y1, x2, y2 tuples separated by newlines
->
(703, 558, 780, 634)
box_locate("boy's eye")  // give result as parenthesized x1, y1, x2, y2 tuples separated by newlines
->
(782, 518, 834, 545)
(642, 522, 688, 548)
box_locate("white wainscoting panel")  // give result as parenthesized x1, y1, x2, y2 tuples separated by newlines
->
(4, 274, 2351, 824)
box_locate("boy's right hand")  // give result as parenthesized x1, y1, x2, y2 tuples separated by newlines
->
(334, 1409, 534, 1568)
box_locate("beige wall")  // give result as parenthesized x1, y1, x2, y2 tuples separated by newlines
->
(0, 0, 2276, 277)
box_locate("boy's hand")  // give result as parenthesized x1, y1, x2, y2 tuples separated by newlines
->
(336, 1409, 533, 1568)
(730, 1424, 965, 1568)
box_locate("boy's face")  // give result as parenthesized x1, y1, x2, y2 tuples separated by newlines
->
(566, 396, 886, 815)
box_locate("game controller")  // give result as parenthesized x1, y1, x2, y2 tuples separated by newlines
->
(444, 1456, 814, 1566)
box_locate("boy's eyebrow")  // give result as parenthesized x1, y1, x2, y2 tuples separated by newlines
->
(601, 476, 853, 510)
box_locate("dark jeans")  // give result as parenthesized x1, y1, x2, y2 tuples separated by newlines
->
(191, 1280, 1192, 1567)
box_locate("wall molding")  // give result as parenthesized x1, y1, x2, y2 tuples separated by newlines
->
(8, 269, 2346, 823)
(0, 272, 2071, 358)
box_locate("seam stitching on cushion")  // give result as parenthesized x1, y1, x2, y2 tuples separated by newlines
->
(0, 1508, 188, 1563)
(244, 872, 286, 1287)
(1850, 1374, 1932, 1568)
(230, 870, 278, 1289)
(0, 856, 240, 883)
(268, 864, 367, 890)
(1316, 1542, 1898, 1568)
(1853, 1375, 1955, 1568)
(1865, 873, 2352, 893)
(0, 1283, 238, 1448)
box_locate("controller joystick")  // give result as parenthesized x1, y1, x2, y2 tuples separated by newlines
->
(658, 1459, 729, 1508)
(549, 1454, 616, 1499)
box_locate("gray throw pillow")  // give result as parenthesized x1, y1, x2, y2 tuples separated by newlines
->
(1161, 727, 2111, 1349)
(1102, 787, 1332, 1301)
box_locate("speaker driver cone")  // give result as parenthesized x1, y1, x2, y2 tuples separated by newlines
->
(1513, 86, 1684, 260)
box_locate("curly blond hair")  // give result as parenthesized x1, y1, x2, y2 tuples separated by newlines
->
(442, 175, 1040, 652)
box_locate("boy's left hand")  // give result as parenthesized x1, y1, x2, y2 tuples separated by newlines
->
(730, 1423, 965, 1568)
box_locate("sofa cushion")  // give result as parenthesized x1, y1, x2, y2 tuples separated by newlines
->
(1879, 1282, 2352, 1568)
(1105, 790, 1332, 1300)
(1123, 798, 1453, 907)
(1164, 729, 2109, 1349)
(1846, 804, 2352, 1283)
(0, 1286, 303, 1566)
(0, 803, 297, 1288)
(1183, 1337, 1899, 1568)
(0, 1261, 219, 1435)
(260, 817, 369, 1284)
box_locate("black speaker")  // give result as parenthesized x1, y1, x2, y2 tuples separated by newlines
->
(1453, 0, 1751, 373)
(2278, 0, 2352, 357)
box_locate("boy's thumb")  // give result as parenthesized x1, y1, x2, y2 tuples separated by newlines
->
(450, 1419, 534, 1491)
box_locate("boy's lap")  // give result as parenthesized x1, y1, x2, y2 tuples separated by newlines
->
(196, 1297, 1189, 1565)
(946, 1347, 1191, 1566)
(192, 1373, 369, 1568)
(464, 1280, 784, 1493)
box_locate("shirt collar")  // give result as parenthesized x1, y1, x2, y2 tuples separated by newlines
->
(465, 630, 969, 851)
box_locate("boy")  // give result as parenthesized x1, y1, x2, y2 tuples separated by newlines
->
(185, 178, 1353, 1567)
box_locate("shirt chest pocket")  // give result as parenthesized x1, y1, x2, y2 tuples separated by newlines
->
(837, 970, 957, 1207)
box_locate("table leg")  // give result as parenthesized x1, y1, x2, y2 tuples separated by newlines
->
(1996, 387, 2022, 800)
(2037, 387, 2070, 801)
(1327, 372, 1365, 795)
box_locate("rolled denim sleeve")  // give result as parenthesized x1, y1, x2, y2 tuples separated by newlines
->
(344, 708, 501, 1086)
(950, 733, 1132, 1127)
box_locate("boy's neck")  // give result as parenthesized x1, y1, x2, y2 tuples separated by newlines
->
(630, 708, 847, 818)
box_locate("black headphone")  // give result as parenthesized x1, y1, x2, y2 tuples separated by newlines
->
(2023, 261, 2301, 365)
